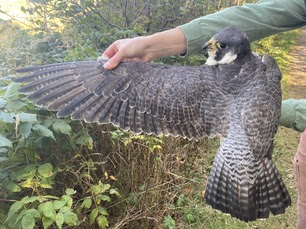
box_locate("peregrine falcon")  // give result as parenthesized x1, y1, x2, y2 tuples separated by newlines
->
(15, 26, 291, 222)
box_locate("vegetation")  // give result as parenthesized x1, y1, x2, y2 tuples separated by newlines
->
(0, 0, 300, 228)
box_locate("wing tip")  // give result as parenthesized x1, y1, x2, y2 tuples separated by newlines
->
(14, 76, 30, 83)
(15, 66, 35, 73)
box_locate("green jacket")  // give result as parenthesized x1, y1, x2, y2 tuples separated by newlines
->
(178, 0, 306, 55)
(280, 99, 306, 132)
(178, 0, 306, 132)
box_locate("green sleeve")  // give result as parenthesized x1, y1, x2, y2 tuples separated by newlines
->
(178, 0, 306, 56)
(280, 99, 306, 132)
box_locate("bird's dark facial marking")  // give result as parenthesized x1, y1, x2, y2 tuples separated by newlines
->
(215, 49, 224, 61)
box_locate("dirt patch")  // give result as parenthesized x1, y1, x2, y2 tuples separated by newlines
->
(287, 28, 306, 98)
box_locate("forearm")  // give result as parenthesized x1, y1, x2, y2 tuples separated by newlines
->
(146, 28, 187, 60)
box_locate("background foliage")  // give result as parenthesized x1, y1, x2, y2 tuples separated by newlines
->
(0, 0, 300, 228)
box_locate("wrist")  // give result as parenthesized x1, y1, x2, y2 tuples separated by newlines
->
(145, 28, 187, 60)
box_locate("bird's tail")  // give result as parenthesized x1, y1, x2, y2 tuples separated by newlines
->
(204, 151, 291, 222)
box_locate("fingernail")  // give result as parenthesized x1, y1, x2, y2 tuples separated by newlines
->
(97, 55, 109, 62)
(101, 54, 109, 59)
(103, 62, 111, 69)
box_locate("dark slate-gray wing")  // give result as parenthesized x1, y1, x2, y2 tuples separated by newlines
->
(15, 60, 228, 140)
(242, 55, 282, 160)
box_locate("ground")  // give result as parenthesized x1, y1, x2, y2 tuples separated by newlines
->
(287, 28, 306, 99)
(274, 27, 306, 229)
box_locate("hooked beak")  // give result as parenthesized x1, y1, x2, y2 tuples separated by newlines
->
(202, 42, 210, 52)
(202, 38, 217, 52)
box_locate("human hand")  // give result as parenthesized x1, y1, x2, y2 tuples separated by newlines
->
(101, 28, 186, 70)
(102, 36, 153, 70)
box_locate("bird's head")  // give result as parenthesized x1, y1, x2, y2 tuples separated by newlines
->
(203, 26, 251, 66)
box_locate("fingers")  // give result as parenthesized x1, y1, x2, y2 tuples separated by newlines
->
(102, 42, 118, 59)
(102, 41, 126, 70)
(103, 50, 125, 69)
(102, 38, 148, 70)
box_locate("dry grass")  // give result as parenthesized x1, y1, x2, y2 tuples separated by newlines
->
(74, 123, 300, 228)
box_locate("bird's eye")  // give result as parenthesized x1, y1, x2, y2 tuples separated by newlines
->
(220, 43, 227, 49)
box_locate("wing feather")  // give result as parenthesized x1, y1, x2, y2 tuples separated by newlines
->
(70, 95, 99, 120)
(57, 90, 91, 117)
(84, 96, 109, 123)
(47, 87, 86, 111)
(18, 70, 76, 93)
(15, 60, 228, 139)
(33, 81, 80, 105)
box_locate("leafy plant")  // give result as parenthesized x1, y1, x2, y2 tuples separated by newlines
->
(163, 215, 176, 229)
(3, 189, 79, 229)
(81, 181, 120, 228)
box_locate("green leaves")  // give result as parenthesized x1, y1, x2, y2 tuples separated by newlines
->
(4, 82, 21, 100)
(90, 207, 99, 225)
(17, 113, 38, 123)
(2, 83, 26, 112)
(6, 100, 26, 112)
(21, 196, 39, 204)
(76, 132, 93, 149)
(163, 215, 176, 229)
(0, 111, 15, 123)
(84, 181, 119, 227)
(19, 122, 33, 137)
(7, 163, 56, 191)
(5, 201, 23, 223)
(55, 212, 64, 229)
(65, 188, 76, 196)
(7, 182, 21, 192)
(33, 124, 55, 140)
(96, 206, 108, 216)
(38, 201, 55, 219)
(176, 194, 185, 207)
(0, 133, 12, 148)
(52, 120, 72, 135)
(53, 200, 67, 210)
(99, 195, 111, 202)
(97, 215, 109, 228)
(60, 207, 78, 226)
(81, 198, 92, 209)
(3, 189, 79, 229)
(90, 207, 108, 227)
(89, 182, 111, 196)
(38, 163, 54, 178)
(42, 216, 53, 229)
(21, 214, 35, 229)
(0, 112, 37, 124)
(109, 188, 120, 196)
(0, 98, 7, 108)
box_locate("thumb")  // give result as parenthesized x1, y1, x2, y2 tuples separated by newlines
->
(103, 51, 123, 70)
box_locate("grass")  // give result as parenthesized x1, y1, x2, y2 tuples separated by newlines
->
(101, 126, 300, 228)
(172, 127, 300, 229)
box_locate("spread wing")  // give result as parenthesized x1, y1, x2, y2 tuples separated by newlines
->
(15, 60, 229, 140)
